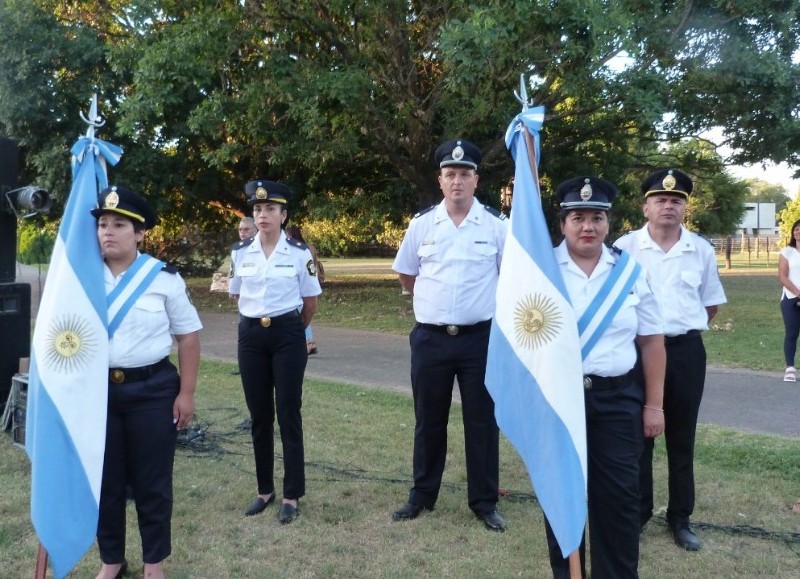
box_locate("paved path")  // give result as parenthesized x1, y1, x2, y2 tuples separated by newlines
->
(198, 311, 799, 438)
(15, 263, 799, 438)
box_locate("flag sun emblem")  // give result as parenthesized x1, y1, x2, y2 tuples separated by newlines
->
(44, 315, 98, 373)
(514, 294, 562, 349)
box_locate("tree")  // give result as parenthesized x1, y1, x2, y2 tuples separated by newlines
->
(777, 196, 800, 244)
(0, 0, 798, 250)
(745, 179, 791, 214)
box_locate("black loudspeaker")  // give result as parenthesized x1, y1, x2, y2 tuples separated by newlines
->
(0, 283, 30, 406)
(0, 136, 19, 284)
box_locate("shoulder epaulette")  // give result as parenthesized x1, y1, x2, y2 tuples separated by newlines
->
(162, 263, 179, 274)
(287, 237, 309, 250)
(610, 244, 623, 256)
(697, 234, 715, 247)
(484, 205, 507, 220)
(413, 205, 436, 218)
(232, 237, 255, 251)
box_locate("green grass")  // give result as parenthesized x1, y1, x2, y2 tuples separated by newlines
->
(7, 256, 799, 576)
(2, 360, 798, 577)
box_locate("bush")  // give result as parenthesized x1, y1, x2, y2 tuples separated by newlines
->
(295, 188, 412, 257)
(16, 221, 56, 265)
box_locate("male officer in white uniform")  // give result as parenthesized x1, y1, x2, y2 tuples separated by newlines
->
(391, 139, 509, 531)
(614, 168, 726, 552)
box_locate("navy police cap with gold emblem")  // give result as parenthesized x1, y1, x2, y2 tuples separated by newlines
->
(434, 139, 482, 170)
(641, 168, 693, 199)
(91, 185, 158, 228)
(556, 176, 618, 210)
(244, 179, 292, 206)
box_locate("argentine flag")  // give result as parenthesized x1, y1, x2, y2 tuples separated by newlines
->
(485, 106, 587, 557)
(25, 127, 121, 578)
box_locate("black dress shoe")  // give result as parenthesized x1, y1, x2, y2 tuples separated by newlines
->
(478, 509, 506, 532)
(671, 524, 701, 551)
(392, 502, 426, 521)
(279, 502, 299, 524)
(244, 494, 275, 516)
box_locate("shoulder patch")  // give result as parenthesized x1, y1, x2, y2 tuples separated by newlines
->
(162, 263, 179, 274)
(413, 205, 436, 219)
(232, 237, 255, 250)
(287, 237, 309, 250)
(484, 205, 507, 220)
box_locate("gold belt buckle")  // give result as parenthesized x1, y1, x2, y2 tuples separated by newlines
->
(583, 376, 592, 390)
(260, 316, 271, 328)
(110, 369, 125, 384)
(446, 325, 459, 336)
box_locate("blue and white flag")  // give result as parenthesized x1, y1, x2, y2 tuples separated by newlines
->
(25, 105, 122, 578)
(486, 105, 587, 558)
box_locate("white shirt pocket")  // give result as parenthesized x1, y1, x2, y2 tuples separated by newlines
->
(271, 264, 296, 277)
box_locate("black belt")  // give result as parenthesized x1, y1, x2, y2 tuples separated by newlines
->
(583, 371, 631, 391)
(109, 357, 170, 384)
(417, 320, 491, 336)
(242, 310, 301, 328)
(665, 329, 701, 345)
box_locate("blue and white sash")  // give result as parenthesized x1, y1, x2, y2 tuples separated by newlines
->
(577, 250, 641, 360)
(107, 253, 165, 338)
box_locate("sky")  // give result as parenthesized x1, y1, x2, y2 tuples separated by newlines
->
(727, 162, 800, 198)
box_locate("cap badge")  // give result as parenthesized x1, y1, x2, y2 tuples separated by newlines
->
(580, 179, 593, 201)
(662, 171, 677, 191)
(104, 191, 119, 209)
(451, 145, 465, 162)
(255, 186, 268, 200)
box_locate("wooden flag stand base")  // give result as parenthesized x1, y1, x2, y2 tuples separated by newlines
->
(35, 543, 48, 579)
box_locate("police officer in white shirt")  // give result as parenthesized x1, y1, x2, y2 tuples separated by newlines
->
(92, 186, 202, 579)
(614, 169, 726, 552)
(391, 139, 509, 532)
(544, 177, 665, 579)
(229, 179, 321, 525)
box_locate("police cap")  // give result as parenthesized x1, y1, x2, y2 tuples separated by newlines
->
(245, 180, 292, 207)
(556, 176, 618, 211)
(434, 139, 481, 170)
(641, 168, 693, 199)
(91, 185, 158, 229)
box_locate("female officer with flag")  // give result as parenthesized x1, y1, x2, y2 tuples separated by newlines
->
(229, 180, 321, 525)
(544, 177, 665, 579)
(92, 186, 202, 579)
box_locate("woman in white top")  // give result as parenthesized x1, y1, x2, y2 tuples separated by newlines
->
(778, 218, 800, 382)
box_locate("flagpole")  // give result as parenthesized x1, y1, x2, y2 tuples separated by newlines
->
(34, 544, 48, 579)
(520, 114, 584, 579)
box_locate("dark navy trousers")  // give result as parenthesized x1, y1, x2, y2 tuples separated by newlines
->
(238, 314, 308, 500)
(407, 323, 499, 515)
(640, 332, 706, 528)
(97, 363, 179, 565)
(546, 375, 644, 579)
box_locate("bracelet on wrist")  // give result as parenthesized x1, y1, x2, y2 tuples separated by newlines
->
(643, 405, 664, 413)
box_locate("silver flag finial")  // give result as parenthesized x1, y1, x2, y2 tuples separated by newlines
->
(79, 94, 105, 138)
(513, 73, 533, 111)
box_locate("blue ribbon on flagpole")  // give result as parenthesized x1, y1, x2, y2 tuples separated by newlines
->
(70, 136, 123, 190)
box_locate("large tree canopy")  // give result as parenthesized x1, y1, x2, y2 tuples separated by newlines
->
(0, 0, 796, 242)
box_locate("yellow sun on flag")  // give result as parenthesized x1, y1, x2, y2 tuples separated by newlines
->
(44, 315, 99, 373)
(514, 294, 562, 350)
